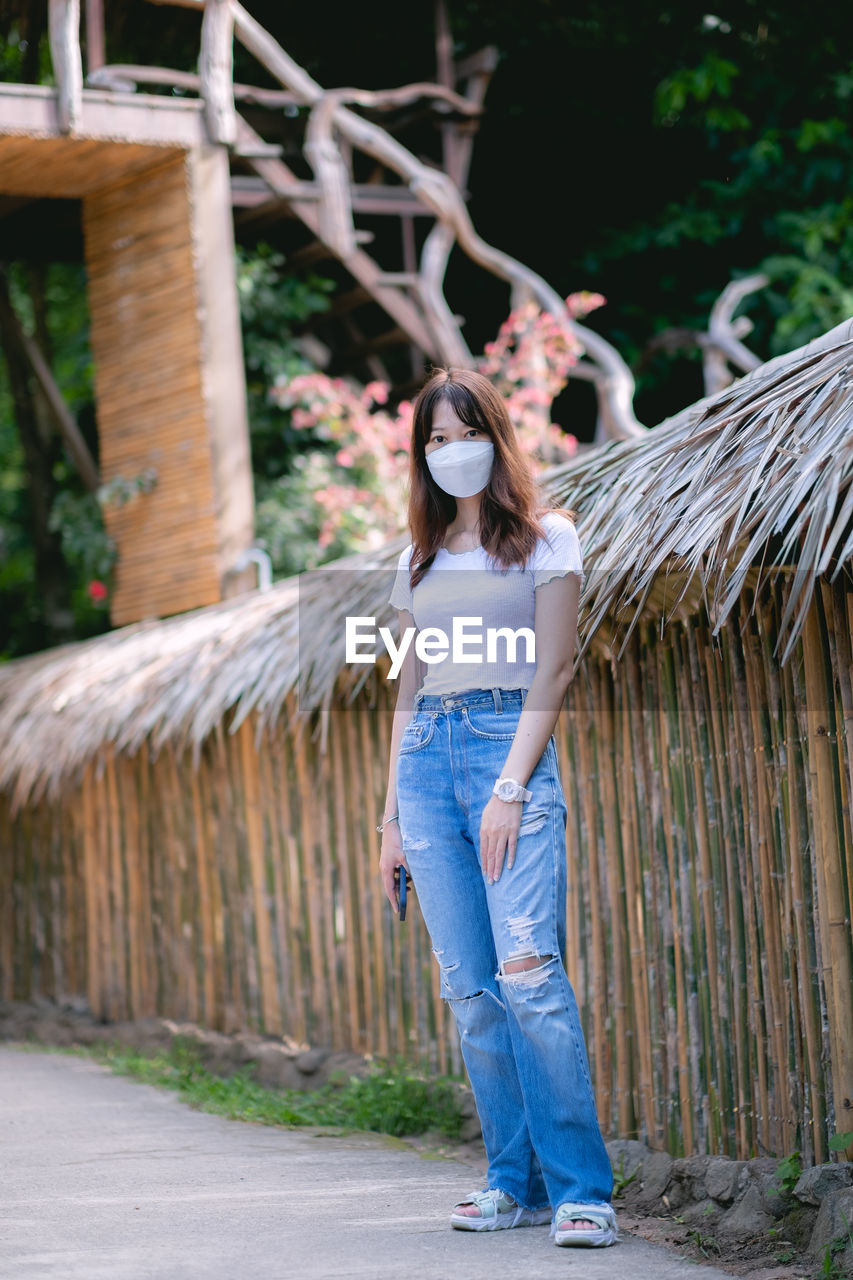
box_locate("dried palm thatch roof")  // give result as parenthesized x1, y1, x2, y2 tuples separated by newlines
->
(1, 318, 852, 807)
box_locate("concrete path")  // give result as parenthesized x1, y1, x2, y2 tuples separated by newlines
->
(0, 1046, 735, 1280)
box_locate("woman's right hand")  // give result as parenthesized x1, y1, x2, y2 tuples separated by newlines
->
(379, 824, 408, 913)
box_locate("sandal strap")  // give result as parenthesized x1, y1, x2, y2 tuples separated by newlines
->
(455, 1188, 516, 1218)
(554, 1202, 615, 1230)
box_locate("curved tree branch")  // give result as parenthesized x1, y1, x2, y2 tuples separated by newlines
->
(708, 273, 768, 374)
(144, 0, 646, 440)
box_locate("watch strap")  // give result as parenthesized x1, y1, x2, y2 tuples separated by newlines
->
(493, 776, 533, 802)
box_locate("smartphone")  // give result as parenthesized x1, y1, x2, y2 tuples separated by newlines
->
(395, 865, 408, 921)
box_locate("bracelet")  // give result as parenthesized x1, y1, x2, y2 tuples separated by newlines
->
(376, 812, 399, 833)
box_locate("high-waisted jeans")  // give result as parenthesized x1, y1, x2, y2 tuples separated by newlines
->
(395, 686, 613, 1213)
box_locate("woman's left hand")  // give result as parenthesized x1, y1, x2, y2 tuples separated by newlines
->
(480, 795, 523, 884)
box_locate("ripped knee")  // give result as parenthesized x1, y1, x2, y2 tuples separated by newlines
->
(502, 953, 554, 974)
(497, 952, 556, 989)
(433, 947, 505, 1009)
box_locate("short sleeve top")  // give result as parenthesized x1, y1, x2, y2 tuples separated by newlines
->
(386, 511, 585, 697)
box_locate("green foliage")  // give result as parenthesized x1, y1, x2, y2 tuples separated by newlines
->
(655, 52, 750, 131)
(236, 244, 342, 575)
(48, 491, 116, 586)
(0, 22, 51, 84)
(0, 246, 337, 655)
(687, 1229, 721, 1258)
(611, 1152, 640, 1197)
(79, 1036, 464, 1140)
(820, 1211, 853, 1280)
(0, 263, 108, 658)
(773, 1150, 803, 1198)
(567, 6, 853, 418)
(828, 1131, 853, 1153)
(237, 243, 334, 480)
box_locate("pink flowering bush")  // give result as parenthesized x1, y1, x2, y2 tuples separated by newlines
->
(480, 291, 605, 461)
(268, 375, 413, 558)
(263, 292, 605, 567)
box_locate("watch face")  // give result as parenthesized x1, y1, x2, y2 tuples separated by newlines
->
(498, 781, 516, 801)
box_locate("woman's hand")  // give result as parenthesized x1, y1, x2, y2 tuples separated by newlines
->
(379, 824, 409, 913)
(480, 795, 523, 884)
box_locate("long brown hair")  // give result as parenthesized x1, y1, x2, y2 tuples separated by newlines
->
(406, 367, 577, 588)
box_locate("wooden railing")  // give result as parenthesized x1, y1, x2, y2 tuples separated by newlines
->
(43, 0, 647, 439)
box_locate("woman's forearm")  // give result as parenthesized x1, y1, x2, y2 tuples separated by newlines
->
(383, 695, 413, 819)
(498, 668, 571, 787)
(383, 644, 419, 819)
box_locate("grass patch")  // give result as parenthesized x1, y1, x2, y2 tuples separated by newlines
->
(17, 1036, 466, 1141)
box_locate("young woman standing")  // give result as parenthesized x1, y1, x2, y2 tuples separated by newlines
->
(378, 368, 617, 1248)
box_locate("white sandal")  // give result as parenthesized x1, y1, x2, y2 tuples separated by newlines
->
(552, 1201, 619, 1247)
(450, 1188, 552, 1232)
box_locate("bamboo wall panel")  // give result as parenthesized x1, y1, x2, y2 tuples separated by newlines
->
(1, 576, 851, 1161)
(82, 149, 253, 625)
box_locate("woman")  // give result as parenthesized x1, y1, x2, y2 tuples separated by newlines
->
(378, 368, 617, 1249)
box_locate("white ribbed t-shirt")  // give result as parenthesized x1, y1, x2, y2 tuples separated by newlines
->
(387, 511, 585, 698)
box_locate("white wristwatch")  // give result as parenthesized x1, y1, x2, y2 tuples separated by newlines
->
(493, 776, 532, 803)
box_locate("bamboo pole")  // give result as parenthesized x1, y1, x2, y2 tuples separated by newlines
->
(238, 719, 282, 1035)
(104, 753, 129, 1020)
(119, 755, 144, 1020)
(778, 596, 825, 1162)
(558, 701, 582, 996)
(260, 731, 295, 1038)
(685, 624, 727, 1143)
(0, 802, 15, 999)
(315, 742, 343, 1049)
(710, 621, 750, 1155)
(293, 730, 327, 1044)
(828, 580, 853, 992)
(338, 711, 368, 1049)
(755, 588, 802, 1152)
(634, 622, 669, 1149)
(575, 671, 611, 1126)
(330, 710, 360, 1049)
(599, 671, 632, 1136)
(60, 797, 79, 999)
(802, 595, 853, 1156)
(354, 702, 388, 1060)
(189, 765, 217, 1026)
(212, 731, 246, 1032)
(690, 623, 733, 1151)
(80, 766, 102, 1018)
(671, 628, 709, 1148)
(743, 607, 790, 1154)
(656, 643, 693, 1155)
(722, 600, 765, 1153)
(620, 650, 655, 1141)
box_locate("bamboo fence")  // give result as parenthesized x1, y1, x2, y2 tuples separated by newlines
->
(2, 569, 851, 1163)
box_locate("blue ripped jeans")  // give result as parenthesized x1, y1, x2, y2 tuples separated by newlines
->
(395, 687, 613, 1213)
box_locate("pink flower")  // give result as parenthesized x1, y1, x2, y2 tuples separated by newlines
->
(87, 580, 108, 604)
(364, 380, 389, 405)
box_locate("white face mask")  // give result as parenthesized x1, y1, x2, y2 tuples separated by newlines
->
(426, 440, 495, 498)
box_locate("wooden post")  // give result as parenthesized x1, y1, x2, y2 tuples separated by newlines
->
(48, 0, 83, 135)
(85, 0, 105, 75)
(200, 0, 237, 146)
